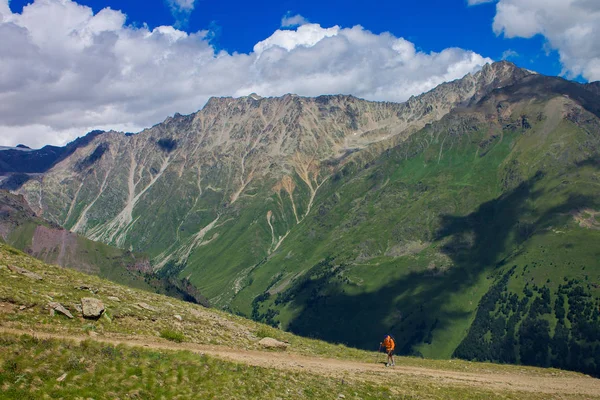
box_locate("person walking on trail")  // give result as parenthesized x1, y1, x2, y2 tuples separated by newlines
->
(381, 334, 396, 367)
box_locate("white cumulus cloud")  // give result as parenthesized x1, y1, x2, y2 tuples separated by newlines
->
(486, 0, 600, 81)
(0, 0, 492, 148)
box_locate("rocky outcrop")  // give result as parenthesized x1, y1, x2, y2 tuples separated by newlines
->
(81, 297, 104, 319)
(48, 302, 74, 319)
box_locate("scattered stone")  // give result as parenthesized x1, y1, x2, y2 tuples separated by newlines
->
(19, 305, 26, 310)
(56, 373, 67, 382)
(174, 314, 182, 321)
(7, 265, 42, 280)
(107, 296, 121, 302)
(49, 308, 55, 317)
(338, 395, 346, 399)
(74, 304, 83, 313)
(81, 298, 105, 319)
(258, 337, 289, 350)
(136, 302, 157, 312)
(48, 302, 74, 319)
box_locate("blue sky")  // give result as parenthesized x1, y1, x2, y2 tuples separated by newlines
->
(1, 0, 598, 147)
(7, 0, 563, 75)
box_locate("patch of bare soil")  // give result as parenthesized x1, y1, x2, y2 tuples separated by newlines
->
(0, 302, 17, 314)
(572, 208, 600, 230)
(0, 327, 599, 398)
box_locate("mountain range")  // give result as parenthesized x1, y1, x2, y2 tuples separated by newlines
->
(3, 61, 599, 376)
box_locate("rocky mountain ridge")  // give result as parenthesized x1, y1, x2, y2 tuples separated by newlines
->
(17, 62, 529, 260)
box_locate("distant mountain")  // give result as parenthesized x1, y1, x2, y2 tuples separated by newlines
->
(0, 130, 106, 178)
(10, 61, 600, 376)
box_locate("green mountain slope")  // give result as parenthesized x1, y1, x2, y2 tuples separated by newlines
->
(229, 74, 600, 375)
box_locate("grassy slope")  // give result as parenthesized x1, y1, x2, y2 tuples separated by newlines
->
(0, 243, 595, 400)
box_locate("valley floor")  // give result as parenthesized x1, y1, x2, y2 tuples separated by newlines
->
(1, 326, 599, 399)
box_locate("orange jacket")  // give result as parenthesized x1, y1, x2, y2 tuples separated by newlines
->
(383, 335, 395, 351)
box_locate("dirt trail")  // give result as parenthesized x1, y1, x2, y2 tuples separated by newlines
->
(1, 327, 599, 397)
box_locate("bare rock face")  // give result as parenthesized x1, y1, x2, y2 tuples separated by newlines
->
(81, 297, 104, 319)
(258, 337, 289, 350)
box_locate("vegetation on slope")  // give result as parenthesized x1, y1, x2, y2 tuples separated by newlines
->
(0, 334, 394, 400)
(228, 76, 600, 377)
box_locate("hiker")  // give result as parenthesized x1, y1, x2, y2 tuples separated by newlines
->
(381, 334, 395, 367)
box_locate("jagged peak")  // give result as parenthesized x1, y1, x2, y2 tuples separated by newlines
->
(475, 60, 532, 81)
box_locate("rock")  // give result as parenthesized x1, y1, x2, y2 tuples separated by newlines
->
(107, 296, 120, 302)
(81, 298, 105, 319)
(338, 395, 346, 399)
(7, 265, 42, 280)
(136, 302, 156, 312)
(74, 304, 83, 313)
(48, 302, 74, 319)
(56, 373, 67, 382)
(19, 305, 26, 310)
(174, 314, 182, 321)
(258, 337, 289, 350)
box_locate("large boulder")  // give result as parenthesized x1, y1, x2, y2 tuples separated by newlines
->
(81, 297, 104, 319)
(258, 337, 289, 350)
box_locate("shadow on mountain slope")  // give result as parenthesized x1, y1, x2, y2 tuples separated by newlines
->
(285, 167, 598, 354)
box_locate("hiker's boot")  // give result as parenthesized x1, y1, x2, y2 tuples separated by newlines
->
(392, 362, 396, 366)
(385, 363, 390, 367)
